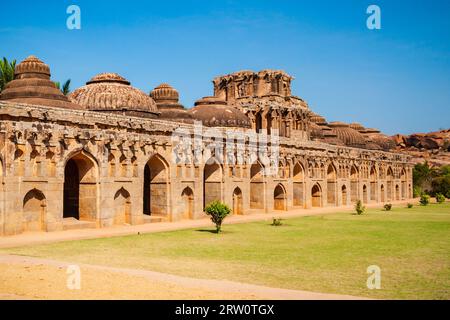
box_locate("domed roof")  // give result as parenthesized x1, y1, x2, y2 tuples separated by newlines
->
(188, 96, 251, 128)
(69, 73, 158, 118)
(362, 128, 396, 151)
(328, 122, 367, 148)
(150, 83, 179, 104)
(309, 112, 327, 125)
(0, 55, 82, 109)
(149, 83, 193, 123)
(349, 122, 366, 132)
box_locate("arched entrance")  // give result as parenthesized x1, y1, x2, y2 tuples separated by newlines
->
(203, 158, 222, 209)
(380, 184, 385, 202)
(350, 165, 359, 202)
(181, 187, 194, 219)
(341, 185, 347, 206)
(250, 161, 265, 209)
(23, 189, 46, 231)
(63, 152, 97, 221)
(395, 184, 400, 200)
(363, 185, 368, 203)
(143, 154, 169, 217)
(274, 184, 286, 211)
(387, 167, 394, 201)
(370, 166, 377, 201)
(312, 184, 322, 207)
(401, 169, 407, 199)
(113, 188, 131, 225)
(293, 162, 304, 207)
(233, 187, 243, 215)
(327, 164, 337, 206)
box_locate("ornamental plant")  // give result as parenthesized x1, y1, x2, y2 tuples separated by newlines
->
(384, 203, 392, 211)
(436, 193, 445, 204)
(204, 201, 231, 233)
(419, 194, 430, 206)
(355, 200, 365, 215)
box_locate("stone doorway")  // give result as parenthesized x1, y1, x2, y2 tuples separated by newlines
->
(23, 189, 46, 232)
(274, 184, 286, 211)
(114, 188, 131, 225)
(63, 152, 97, 221)
(233, 187, 243, 215)
(181, 187, 194, 219)
(312, 184, 322, 207)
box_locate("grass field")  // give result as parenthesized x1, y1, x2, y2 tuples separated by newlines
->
(2, 203, 449, 299)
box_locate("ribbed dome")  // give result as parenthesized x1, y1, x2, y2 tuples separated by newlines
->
(349, 122, 365, 132)
(149, 83, 193, 123)
(309, 112, 327, 125)
(69, 73, 158, 118)
(0, 55, 82, 109)
(362, 128, 396, 151)
(328, 122, 367, 148)
(150, 83, 179, 104)
(188, 96, 251, 128)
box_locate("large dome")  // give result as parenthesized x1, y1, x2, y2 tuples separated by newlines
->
(363, 128, 396, 151)
(69, 73, 159, 118)
(188, 96, 251, 128)
(0, 55, 82, 109)
(328, 121, 367, 148)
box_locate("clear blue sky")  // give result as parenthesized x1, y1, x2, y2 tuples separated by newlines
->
(1, 0, 449, 135)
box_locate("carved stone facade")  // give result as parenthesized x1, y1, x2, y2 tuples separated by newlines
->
(0, 57, 413, 236)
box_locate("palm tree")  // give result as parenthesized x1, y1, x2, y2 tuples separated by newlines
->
(54, 79, 71, 95)
(0, 57, 16, 91)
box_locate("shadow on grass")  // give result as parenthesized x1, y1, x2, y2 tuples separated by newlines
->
(196, 229, 234, 234)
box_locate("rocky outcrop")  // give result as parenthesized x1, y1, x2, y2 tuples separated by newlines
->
(392, 129, 450, 165)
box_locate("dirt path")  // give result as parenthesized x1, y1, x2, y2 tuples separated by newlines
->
(0, 200, 413, 249)
(0, 254, 367, 300)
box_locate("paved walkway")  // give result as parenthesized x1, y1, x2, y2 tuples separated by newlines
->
(0, 254, 369, 300)
(0, 200, 413, 248)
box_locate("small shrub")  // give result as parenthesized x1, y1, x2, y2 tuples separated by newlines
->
(354, 200, 365, 215)
(384, 203, 392, 211)
(436, 193, 445, 204)
(406, 203, 413, 209)
(204, 201, 231, 233)
(272, 218, 283, 226)
(419, 194, 430, 206)
(413, 186, 422, 198)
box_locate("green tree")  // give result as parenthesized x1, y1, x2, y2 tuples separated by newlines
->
(54, 79, 71, 95)
(0, 57, 16, 91)
(204, 201, 231, 233)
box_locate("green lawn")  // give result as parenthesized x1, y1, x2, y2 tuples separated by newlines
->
(2, 203, 450, 299)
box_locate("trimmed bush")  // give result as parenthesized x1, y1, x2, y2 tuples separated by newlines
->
(407, 203, 413, 209)
(384, 203, 392, 211)
(272, 218, 283, 226)
(436, 193, 445, 204)
(355, 200, 365, 215)
(419, 194, 430, 206)
(204, 201, 231, 233)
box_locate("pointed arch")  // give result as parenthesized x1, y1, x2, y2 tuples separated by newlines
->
(233, 187, 243, 215)
(63, 150, 98, 221)
(370, 165, 377, 201)
(387, 166, 394, 201)
(143, 153, 170, 217)
(250, 160, 265, 209)
(203, 157, 223, 209)
(341, 185, 348, 206)
(400, 168, 407, 199)
(181, 187, 194, 219)
(311, 183, 322, 207)
(350, 164, 359, 202)
(327, 163, 337, 206)
(113, 187, 131, 225)
(362, 184, 368, 204)
(274, 183, 287, 211)
(23, 189, 46, 231)
(293, 162, 305, 207)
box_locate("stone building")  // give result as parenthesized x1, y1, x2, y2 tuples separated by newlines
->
(0, 56, 413, 236)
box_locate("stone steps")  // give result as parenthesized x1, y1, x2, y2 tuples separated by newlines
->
(62, 217, 96, 231)
(142, 215, 168, 224)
